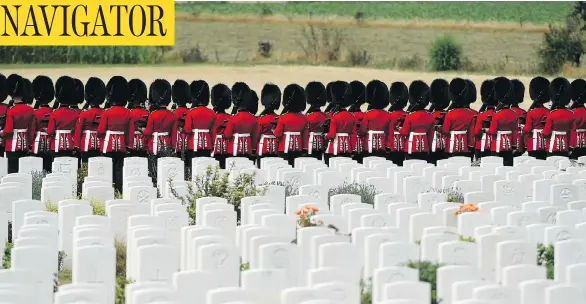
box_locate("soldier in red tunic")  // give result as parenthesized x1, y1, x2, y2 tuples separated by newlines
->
(324, 81, 355, 165)
(127, 79, 149, 158)
(143, 79, 177, 156)
(359, 80, 390, 158)
(225, 83, 258, 162)
(473, 80, 497, 160)
(172, 80, 190, 162)
(31, 75, 54, 172)
(442, 78, 476, 159)
(256, 83, 281, 168)
(543, 77, 574, 157)
(1, 74, 36, 173)
(570, 79, 586, 159)
(511, 79, 527, 158)
(97, 76, 134, 192)
(348, 81, 365, 163)
(0, 74, 9, 157)
(386, 82, 409, 166)
(210, 84, 232, 169)
(465, 79, 479, 161)
(304, 82, 328, 161)
(399, 81, 434, 162)
(47, 76, 79, 160)
(488, 77, 519, 166)
(522, 77, 550, 160)
(74, 77, 106, 164)
(428, 79, 450, 164)
(184, 80, 216, 167)
(274, 84, 307, 166)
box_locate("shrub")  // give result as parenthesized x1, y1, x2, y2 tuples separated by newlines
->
(425, 188, 464, 204)
(328, 182, 380, 206)
(180, 45, 208, 63)
(348, 49, 371, 66)
(114, 239, 131, 304)
(408, 261, 442, 304)
(429, 35, 463, 71)
(2, 241, 13, 269)
(45, 201, 59, 213)
(32, 170, 47, 201)
(537, 243, 554, 279)
(360, 278, 372, 304)
(0, 46, 162, 64)
(77, 163, 89, 196)
(264, 181, 298, 197)
(298, 24, 345, 64)
(90, 200, 106, 216)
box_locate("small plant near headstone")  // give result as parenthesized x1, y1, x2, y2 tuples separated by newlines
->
(240, 262, 250, 271)
(296, 205, 322, 228)
(459, 235, 476, 243)
(2, 241, 12, 269)
(359, 278, 372, 304)
(408, 261, 442, 304)
(454, 203, 480, 216)
(424, 188, 464, 204)
(45, 201, 58, 213)
(77, 163, 88, 195)
(327, 182, 380, 206)
(90, 200, 106, 216)
(264, 180, 298, 197)
(32, 170, 47, 200)
(537, 243, 554, 279)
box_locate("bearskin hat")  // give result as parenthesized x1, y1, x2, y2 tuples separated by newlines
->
(54, 76, 77, 105)
(191, 80, 210, 107)
(261, 83, 281, 110)
(511, 79, 525, 105)
(330, 81, 352, 107)
(493, 77, 514, 105)
(305, 81, 326, 107)
(32, 75, 54, 105)
(231, 82, 250, 109)
(465, 79, 477, 105)
(22, 78, 33, 105)
(7, 74, 26, 98)
(325, 82, 333, 104)
(74, 78, 84, 106)
(211, 83, 231, 111)
(349, 81, 366, 105)
(249, 90, 259, 115)
(365, 80, 389, 110)
(572, 79, 586, 104)
(529, 76, 550, 104)
(128, 79, 147, 107)
(172, 80, 191, 107)
(480, 79, 496, 106)
(149, 79, 172, 108)
(85, 77, 106, 106)
(389, 82, 409, 109)
(106, 76, 129, 106)
(549, 77, 571, 107)
(448, 78, 468, 106)
(282, 84, 306, 113)
(0, 74, 7, 103)
(408, 80, 431, 108)
(430, 79, 450, 110)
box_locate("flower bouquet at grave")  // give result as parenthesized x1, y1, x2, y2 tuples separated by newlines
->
(454, 203, 480, 216)
(296, 205, 323, 228)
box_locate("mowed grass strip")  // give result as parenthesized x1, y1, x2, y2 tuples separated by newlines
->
(176, 1, 572, 25)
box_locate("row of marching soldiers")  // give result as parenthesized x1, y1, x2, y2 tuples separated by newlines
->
(0, 74, 584, 191)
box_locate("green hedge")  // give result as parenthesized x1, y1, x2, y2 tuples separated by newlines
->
(0, 46, 162, 64)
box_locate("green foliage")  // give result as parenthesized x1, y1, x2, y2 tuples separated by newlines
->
(537, 243, 555, 279)
(264, 181, 298, 197)
(240, 262, 250, 271)
(77, 163, 89, 196)
(0, 47, 162, 64)
(460, 236, 476, 243)
(360, 278, 373, 304)
(429, 35, 463, 71)
(58, 251, 67, 272)
(328, 183, 380, 206)
(116, 276, 133, 304)
(45, 201, 59, 213)
(2, 241, 13, 269)
(114, 239, 130, 304)
(31, 170, 47, 201)
(408, 261, 442, 304)
(426, 188, 464, 204)
(90, 200, 106, 216)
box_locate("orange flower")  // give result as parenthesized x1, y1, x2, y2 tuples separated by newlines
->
(318, 220, 324, 225)
(295, 210, 301, 215)
(312, 206, 319, 212)
(304, 204, 312, 209)
(299, 213, 305, 219)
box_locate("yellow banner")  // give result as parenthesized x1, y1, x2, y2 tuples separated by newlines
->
(0, 0, 175, 46)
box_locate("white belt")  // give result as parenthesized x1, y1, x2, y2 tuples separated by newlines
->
(549, 131, 567, 153)
(192, 129, 209, 152)
(12, 129, 27, 151)
(153, 132, 169, 155)
(258, 134, 276, 156)
(233, 133, 250, 156)
(431, 131, 438, 152)
(211, 134, 224, 157)
(33, 131, 47, 154)
(103, 130, 125, 153)
(83, 130, 97, 152)
(333, 133, 349, 155)
(532, 129, 543, 151)
(134, 131, 142, 135)
(367, 130, 385, 153)
(495, 131, 512, 153)
(284, 132, 301, 153)
(449, 130, 467, 153)
(308, 132, 322, 154)
(55, 130, 72, 153)
(407, 132, 426, 154)
(576, 129, 586, 132)
(480, 129, 488, 152)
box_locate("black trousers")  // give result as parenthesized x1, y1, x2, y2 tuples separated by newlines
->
(352, 151, 367, 164)
(548, 151, 570, 158)
(474, 150, 491, 161)
(528, 150, 547, 160)
(571, 148, 586, 160)
(128, 149, 148, 158)
(214, 154, 228, 170)
(429, 151, 444, 165)
(387, 151, 405, 167)
(492, 151, 513, 166)
(106, 152, 125, 194)
(6, 151, 28, 174)
(279, 151, 304, 167)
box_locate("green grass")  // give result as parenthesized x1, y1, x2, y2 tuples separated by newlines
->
(176, 1, 573, 25)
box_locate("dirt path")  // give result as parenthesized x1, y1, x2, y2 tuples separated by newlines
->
(3, 65, 550, 111)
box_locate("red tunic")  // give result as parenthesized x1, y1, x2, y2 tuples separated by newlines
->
(256, 112, 278, 156)
(325, 110, 355, 155)
(511, 106, 527, 153)
(431, 110, 446, 152)
(572, 106, 586, 149)
(305, 111, 328, 154)
(0, 103, 8, 150)
(32, 106, 53, 154)
(0, 103, 36, 152)
(173, 106, 190, 153)
(143, 108, 177, 155)
(97, 105, 134, 153)
(74, 107, 104, 152)
(130, 108, 149, 152)
(441, 108, 476, 153)
(359, 109, 391, 153)
(47, 107, 79, 152)
(543, 108, 574, 153)
(488, 108, 519, 153)
(399, 110, 435, 154)
(224, 110, 258, 156)
(350, 111, 364, 154)
(473, 109, 495, 152)
(274, 112, 307, 153)
(212, 112, 231, 157)
(387, 110, 406, 153)
(184, 106, 216, 152)
(522, 106, 549, 151)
